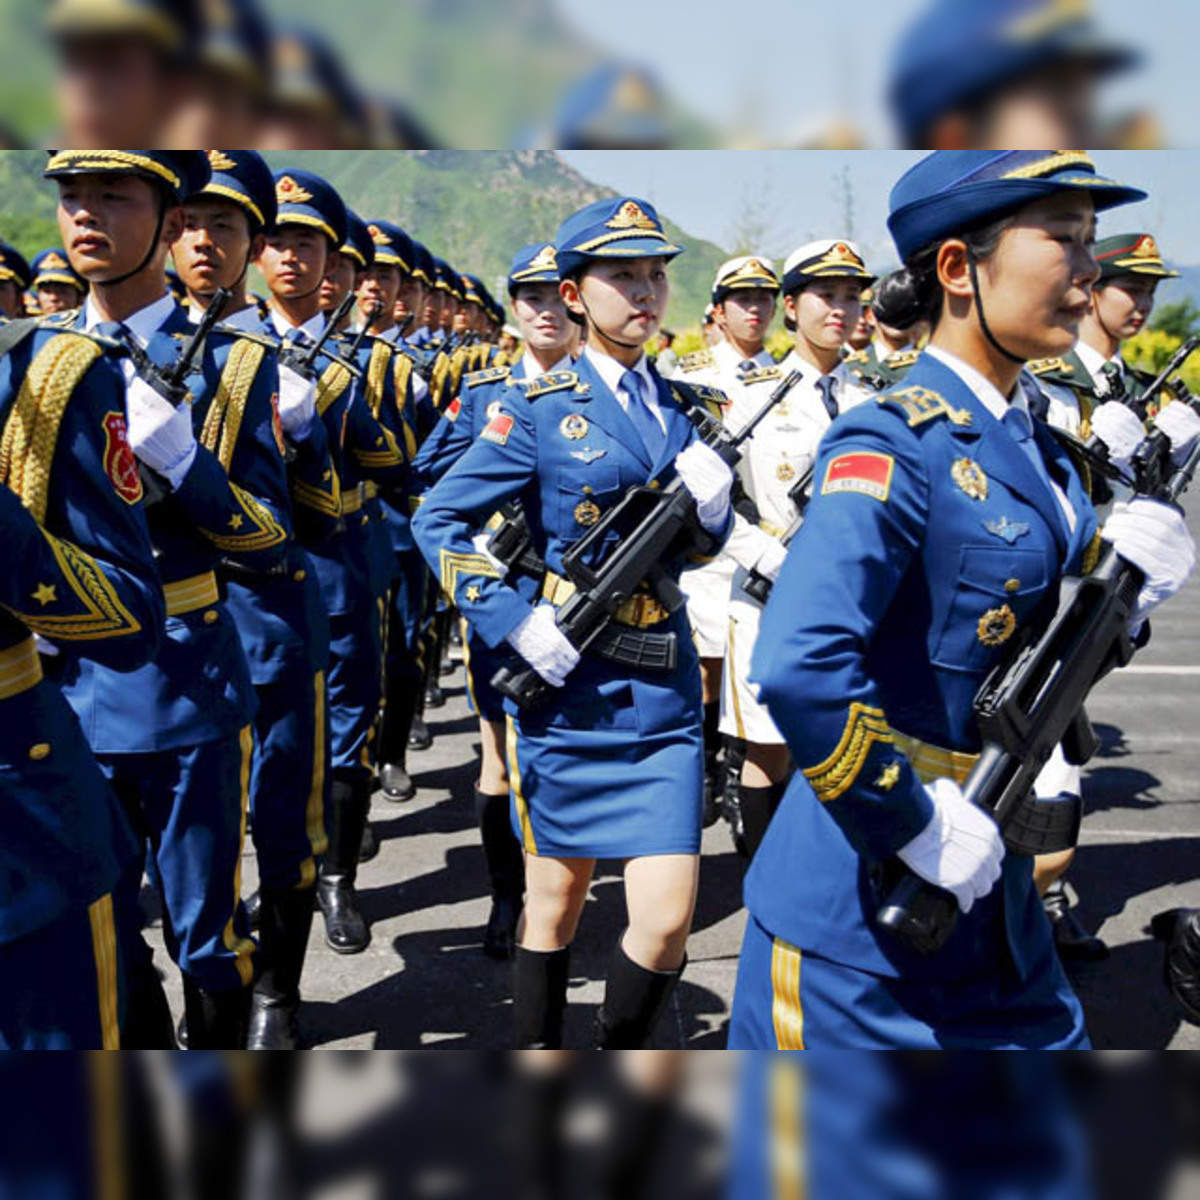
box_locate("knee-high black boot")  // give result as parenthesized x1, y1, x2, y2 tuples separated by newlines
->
(701, 700, 722, 828)
(378, 658, 419, 800)
(593, 939, 685, 1049)
(476, 786, 525, 960)
(247, 886, 315, 1049)
(181, 975, 251, 1050)
(512, 945, 571, 1048)
(316, 776, 371, 954)
(739, 780, 788, 862)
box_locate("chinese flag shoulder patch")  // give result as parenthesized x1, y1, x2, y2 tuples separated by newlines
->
(446, 396, 462, 422)
(480, 412, 513, 446)
(821, 450, 894, 503)
(102, 411, 143, 504)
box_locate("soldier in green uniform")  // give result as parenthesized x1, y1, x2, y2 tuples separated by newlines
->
(843, 270, 926, 393)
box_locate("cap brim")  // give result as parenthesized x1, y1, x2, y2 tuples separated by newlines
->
(580, 236, 683, 259)
(34, 272, 83, 288)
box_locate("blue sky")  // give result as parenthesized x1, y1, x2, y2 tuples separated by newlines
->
(558, 151, 1200, 273)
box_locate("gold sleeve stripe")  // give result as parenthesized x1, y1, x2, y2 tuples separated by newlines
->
(0, 637, 43, 699)
(87, 893, 120, 1049)
(0, 333, 103, 524)
(201, 338, 265, 473)
(802, 701, 894, 803)
(223, 724, 257, 987)
(770, 937, 805, 1050)
(439, 549, 502, 598)
(3, 530, 142, 640)
(1081, 529, 1103, 575)
(201, 482, 287, 552)
(292, 473, 342, 516)
(316, 361, 353, 417)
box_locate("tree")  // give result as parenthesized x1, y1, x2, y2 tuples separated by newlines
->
(1150, 299, 1200, 341)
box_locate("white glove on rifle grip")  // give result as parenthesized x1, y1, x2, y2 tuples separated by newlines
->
(674, 440, 733, 533)
(1102, 497, 1196, 625)
(896, 777, 1005, 914)
(505, 603, 581, 688)
(277, 364, 318, 438)
(1154, 401, 1200, 466)
(753, 537, 789, 583)
(125, 375, 197, 489)
(1089, 401, 1145, 474)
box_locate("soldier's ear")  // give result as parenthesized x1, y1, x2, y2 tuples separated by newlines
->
(935, 238, 973, 302)
(161, 204, 186, 248)
(249, 232, 267, 263)
(559, 276, 586, 320)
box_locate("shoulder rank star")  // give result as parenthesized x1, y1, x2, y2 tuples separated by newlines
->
(874, 761, 901, 791)
(951, 458, 988, 501)
(984, 516, 1030, 544)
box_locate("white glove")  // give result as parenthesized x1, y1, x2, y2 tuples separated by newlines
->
(1102, 497, 1196, 625)
(126, 376, 197, 489)
(1089, 400, 1145, 474)
(753, 537, 788, 583)
(674, 441, 733, 533)
(33, 634, 59, 657)
(896, 777, 1005, 914)
(277, 364, 318, 439)
(1154, 401, 1200, 467)
(471, 531, 507, 575)
(505, 603, 580, 688)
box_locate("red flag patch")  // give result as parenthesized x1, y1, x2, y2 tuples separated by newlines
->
(269, 392, 287, 458)
(446, 396, 462, 422)
(480, 412, 513, 446)
(821, 451, 894, 502)
(102, 411, 143, 504)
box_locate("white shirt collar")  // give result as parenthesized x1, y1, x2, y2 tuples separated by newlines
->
(187, 300, 259, 331)
(584, 345, 654, 402)
(1074, 339, 1123, 387)
(778, 348, 847, 390)
(924, 344, 1027, 423)
(270, 307, 326, 343)
(519, 351, 571, 380)
(84, 291, 176, 346)
(714, 339, 774, 371)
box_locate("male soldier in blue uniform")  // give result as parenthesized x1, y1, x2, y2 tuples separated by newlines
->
(0, 241, 32, 318)
(46, 150, 292, 1047)
(0, 299, 166, 1048)
(173, 150, 332, 1048)
(260, 170, 407, 955)
(30, 247, 87, 315)
(411, 240, 574, 959)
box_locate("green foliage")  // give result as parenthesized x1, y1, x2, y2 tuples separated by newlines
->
(1150, 299, 1200, 341)
(1124, 328, 1200, 391)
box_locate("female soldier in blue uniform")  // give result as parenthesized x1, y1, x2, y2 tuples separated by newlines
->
(729, 150, 1196, 1049)
(414, 197, 736, 1048)
(413, 240, 574, 960)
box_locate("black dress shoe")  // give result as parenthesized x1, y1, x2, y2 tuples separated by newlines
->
(244, 889, 261, 930)
(1044, 882, 1109, 961)
(408, 715, 432, 751)
(380, 762, 415, 802)
(316, 876, 370, 954)
(424, 682, 446, 709)
(246, 995, 302, 1050)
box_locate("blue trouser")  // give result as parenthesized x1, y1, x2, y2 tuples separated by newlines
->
(328, 611, 382, 780)
(249, 668, 329, 891)
(105, 729, 256, 993)
(0, 893, 123, 1048)
(729, 914, 1090, 1049)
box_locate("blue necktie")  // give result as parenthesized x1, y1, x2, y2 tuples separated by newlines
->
(816, 375, 838, 421)
(621, 368, 666, 461)
(1003, 405, 1050, 482)
(94, 320, 129, 343)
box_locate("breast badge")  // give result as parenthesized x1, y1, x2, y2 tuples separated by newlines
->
(977, 604, 1017, 647)
(952, 458, 988, 501)
(983, 516, 1030, 543)
(560, 413, 589, 440)
(776, 461, 797, 483)
(573, 500, 601, 526)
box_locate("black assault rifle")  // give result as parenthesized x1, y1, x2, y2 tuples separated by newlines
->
(491, 369, 802, 708)
(740, 463, 816, 603)
(275, 291, 363, 382)
(877, 378, 1200, 954)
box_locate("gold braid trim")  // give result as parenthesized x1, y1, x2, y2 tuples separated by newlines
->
(201, 339, 265, 473)
(353, 423, 404, 469)
(366, 341, 391, 420)
(3, 529, 141, 640)
(430, 353, 451, 410)
(292, 475, 342, 516)
(439, 549, 502, 600)
(392, 352, 417, 458)
(802, 702, 895, 803)
(1081, 529, 1104, 575)
(316, 361, 352, 418)
(200, 482, 287, 552)
(0, 334, 103, 525)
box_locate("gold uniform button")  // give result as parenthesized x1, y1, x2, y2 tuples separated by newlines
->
(293, 569, 307, 582)
(203, 609, 219, 624)
(582, 485, 594, 495)
(361, 515, 369, 526)
(28, 743, 51, 761)
(648, 480, 660, 490)
(1004, 578, 1021, 593)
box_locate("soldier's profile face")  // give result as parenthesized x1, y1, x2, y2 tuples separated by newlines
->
(55, 35, 171, 148)
(0, 280, 22, 319)
(55, 173, 165, 282)
(319, 250, 357, 310)
(1093, 275, 1160, 340)
(972, 192, 1099, 360)
(176, 198, 255, 295)
(257, 226, 329, 301)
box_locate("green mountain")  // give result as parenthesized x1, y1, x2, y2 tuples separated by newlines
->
(0, 149, 726, 327)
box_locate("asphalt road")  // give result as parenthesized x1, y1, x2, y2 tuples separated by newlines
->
(144, 505, 1200, 1049)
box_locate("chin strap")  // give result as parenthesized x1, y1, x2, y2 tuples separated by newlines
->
(580, 296, 642, 352)
(967, 247, 1026, 366)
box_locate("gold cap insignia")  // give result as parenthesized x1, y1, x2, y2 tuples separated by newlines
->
(275, 175, 312, 205)
(607, 201, 657, 232)
(40, 252, 69, 270)
(207, 150, 237, 171)
(529, 244, 558, 272)
(574, 500, 601, 526)
(977, 604, 1017, 647)
(951, 458, 988, 501)
(1133, 235, 1160, 259)
(368, 224, 390, 245)
(560, 413, 589, 440)
(613, 71, 656, 113)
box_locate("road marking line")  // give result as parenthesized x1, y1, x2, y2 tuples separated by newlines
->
(1080, 829, 1200, 840)
(1113, 666, 1200, 676)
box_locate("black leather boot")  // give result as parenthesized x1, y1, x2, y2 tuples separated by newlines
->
(1044, 879, 1109, 962)
(475, 786, 525, 960)
(317, 776, 371, 954)
(739, 780, 787, 862)
(700, 701, 723, 829)
(244, 888, 261, 930)
(247, 887, 315, 1049)
(181, 974, 251, 1050)
(408, 714, 432, 751)
(358, 819, 379, 863)
(1153, 908, 1200, 1023)
(512, 945, 571, 1048)
(378, 651, 420, 799)
(593, 939, 685, 1049)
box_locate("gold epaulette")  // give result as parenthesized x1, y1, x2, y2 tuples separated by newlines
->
(524, 370, 578, 399)
(741, 365, 781, 386)
(1027, 356, 1073, 377)
(883, 349, 920, 369)
(880, 385, 973, 428)
(843, 348, 871, 365)
(464, 366, 510, 388)
(676, 348, 714, 374)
